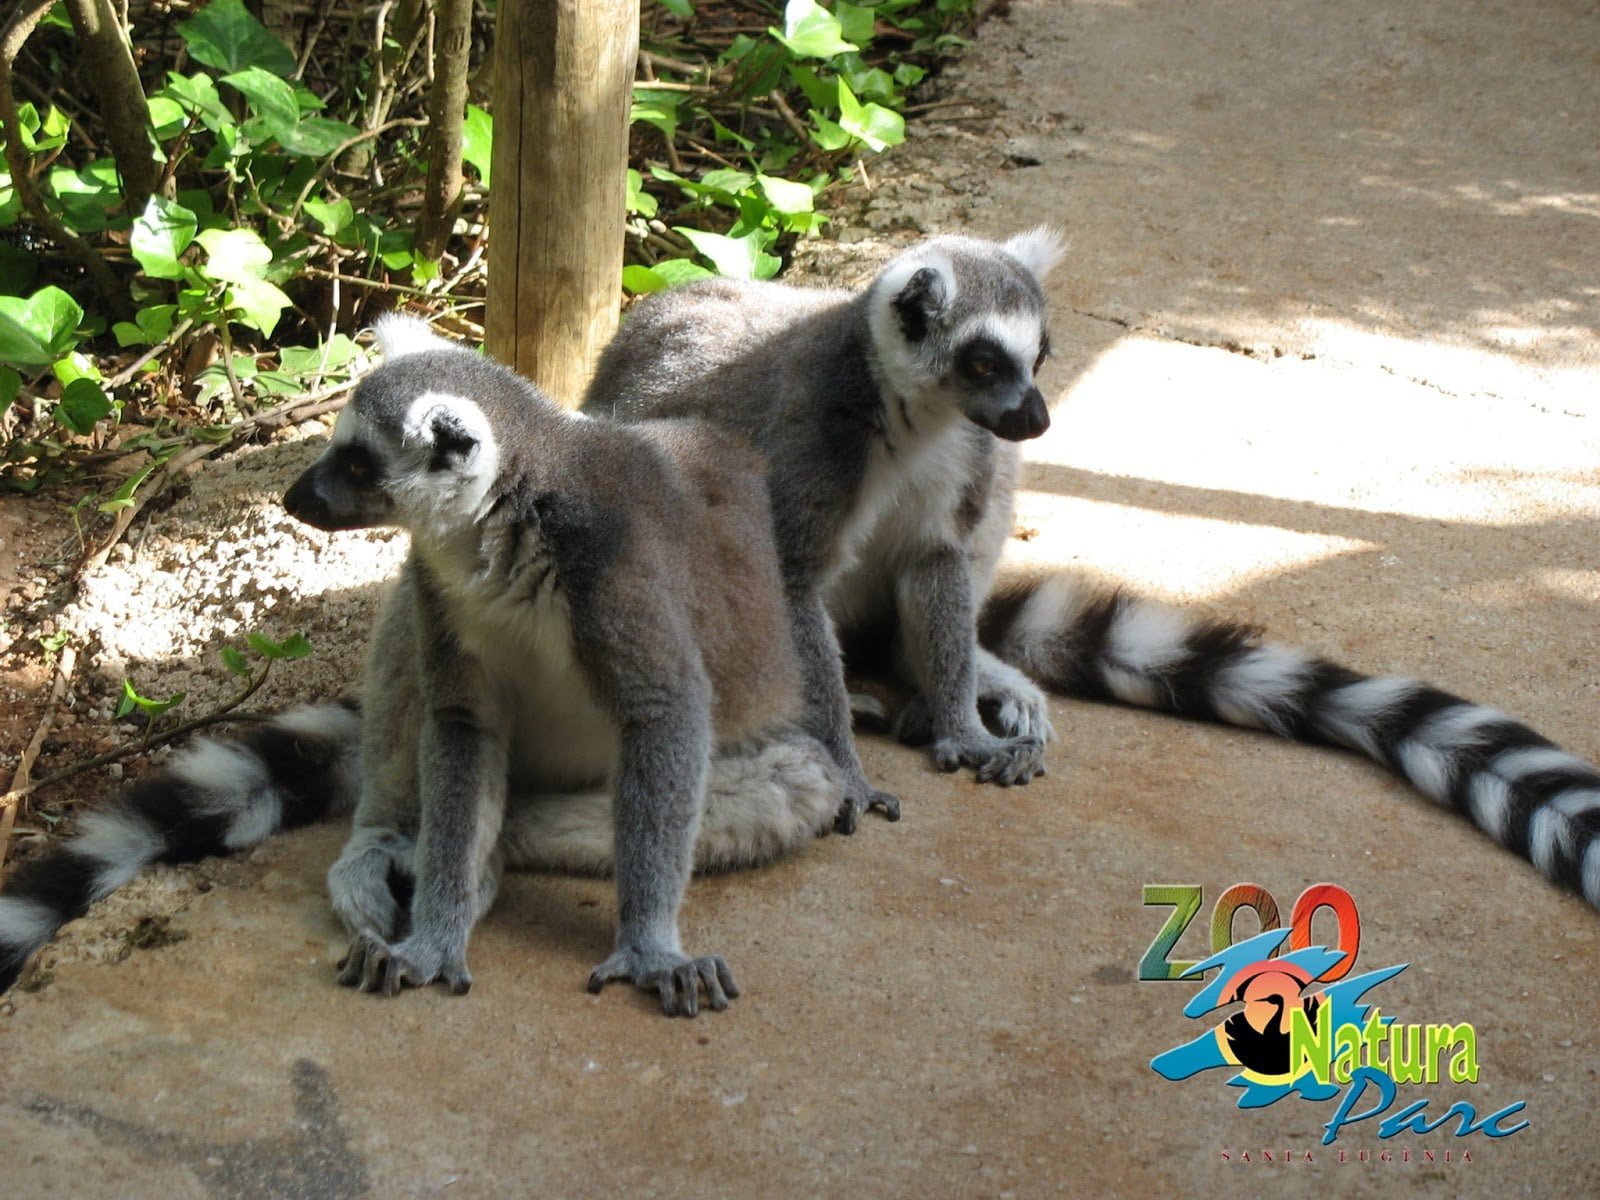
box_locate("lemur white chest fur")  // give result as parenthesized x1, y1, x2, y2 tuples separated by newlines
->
(828, 396, 972, 586)
(419, 526, 617, 792)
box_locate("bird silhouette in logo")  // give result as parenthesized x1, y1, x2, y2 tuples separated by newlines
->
(1220, 962, 1323, 1077)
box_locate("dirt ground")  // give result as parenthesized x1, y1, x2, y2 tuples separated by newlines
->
(4, 0, 1599, 1196)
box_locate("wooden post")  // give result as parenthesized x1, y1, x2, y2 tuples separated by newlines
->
(485, 0, 638, 406)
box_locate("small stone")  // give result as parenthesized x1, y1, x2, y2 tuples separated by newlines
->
(107, 762, 123, 780)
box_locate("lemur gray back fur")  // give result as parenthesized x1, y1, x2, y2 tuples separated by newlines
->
(0, 318, 843, 1015)
(584, 228, 1600, 919)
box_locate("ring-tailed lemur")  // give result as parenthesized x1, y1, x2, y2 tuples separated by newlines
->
(583, 231, 1066, 828)
(583, 230, 1600, 913)
(0, 317, 845, 1015)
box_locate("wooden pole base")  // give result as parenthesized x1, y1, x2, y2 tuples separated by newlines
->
(485, 0, 639, 407)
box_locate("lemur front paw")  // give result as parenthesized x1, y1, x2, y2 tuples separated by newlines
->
(337, 933, 472, 997)
(896, 681, 1055, 746)
(587, 946, 740, 1017)
(930, 729, 1046, 787)
(833, 780, 902, 834)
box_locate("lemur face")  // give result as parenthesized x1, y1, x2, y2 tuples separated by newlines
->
(869, 228, 1064, 442)
(285, 321, 501, 534)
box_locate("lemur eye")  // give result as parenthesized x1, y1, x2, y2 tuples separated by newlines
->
(341, 445, 374, 483)
(969, 353, 998, 377)
(1033, 348, 1050, 374)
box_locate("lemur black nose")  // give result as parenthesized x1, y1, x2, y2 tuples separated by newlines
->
(992, 388, 1050, 441)
(283, 468, 331, 529)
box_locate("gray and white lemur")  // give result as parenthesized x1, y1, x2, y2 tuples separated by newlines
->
(583, 230, 1600, 912)
(0, 318, 844, 1014)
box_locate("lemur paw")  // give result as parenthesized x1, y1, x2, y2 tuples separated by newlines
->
(587, 946, 740, 1017)
(338, 933, 472, 997)
(898, 684, 1056, 746)
(931, 730, 1046, 787)
(833, 781, 901, 834)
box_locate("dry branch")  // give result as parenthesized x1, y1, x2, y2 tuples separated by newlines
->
(415, 0, 475, 259)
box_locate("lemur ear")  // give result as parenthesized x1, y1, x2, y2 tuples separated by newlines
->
(1002, 226, 1067, 281)
(372, 313, 451, 360)
(892, 265, 950, 343)
(423, 404, 479, 469)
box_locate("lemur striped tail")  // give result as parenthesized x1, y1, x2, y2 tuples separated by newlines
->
(0, 702, 362, 992)
(980, 574, 1600, 911)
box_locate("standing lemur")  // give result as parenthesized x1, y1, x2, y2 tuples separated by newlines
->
(0, 318, 845, 1015)
(583, 229, 1600, 913)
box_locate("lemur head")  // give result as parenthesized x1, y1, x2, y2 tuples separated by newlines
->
(866, 227, 1064, 441)
(284, 316, 524, 536)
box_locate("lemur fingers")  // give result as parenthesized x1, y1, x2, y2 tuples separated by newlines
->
(832, 780, 902, 835)
(587, 946, 741, 1018)
(932, 730, 1047, 788)
(339, 932, 472, 997)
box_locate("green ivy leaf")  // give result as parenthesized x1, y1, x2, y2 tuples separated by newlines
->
(808, 109, 853, 152)
(301, 197, 354, 238)
(220, 645, 251, 677)
(622, 264, 668, 294)
(631, 88, 681, 141)
(835, 2, 876, 47)
(112, 305, 178, 348)
(246, 631, 284, 658)
(130, 196, 199, 280)
(55, 377, 114, 435)
(757, 173, 815, 215)
(462, 104, 493, 188)
(221, 66, 300, 136)
(223, 277, 292, 336)
(625, 169, 658, 218)
(657, 0, 693, 16)
(51, 350, 101, 387)
(649, 259, 716, 288)
(0, 287, 83, 367)
(277, 116, 361, 157)
(196, 227, 273, 284)
(279, 632, 313, 659)
(771, 0, 858, 59)
(0, 365, 18, 417)
(116, 678, 187, 720)
(146, 96, 188, 139)
(157, 72, 232, 133)
(674, 227, 781, 281)
(247, 630, 312, 660)
(178, 0, 297, 77)
(836, 77, 905, 152)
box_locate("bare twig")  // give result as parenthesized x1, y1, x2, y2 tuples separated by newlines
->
(0, 644, 76, 872)
(106, 318, 198, 388)
(769, 89, 811, 147)
(415, 0, 473, 259)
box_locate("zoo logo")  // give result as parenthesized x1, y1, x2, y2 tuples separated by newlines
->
(1140, 883, 1530, 1146)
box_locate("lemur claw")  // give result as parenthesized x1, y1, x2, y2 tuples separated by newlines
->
(589, 947, 740, 1017)
(339, 933, 471, 998)
(834, 783, 900, 833)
